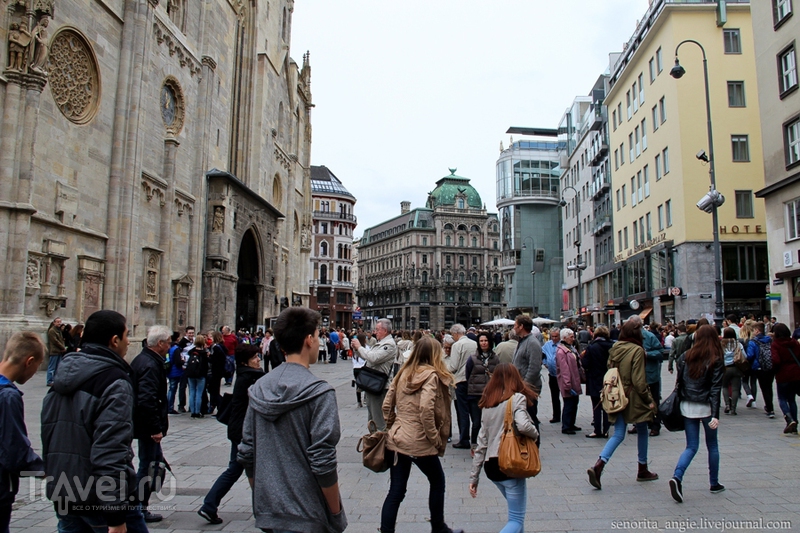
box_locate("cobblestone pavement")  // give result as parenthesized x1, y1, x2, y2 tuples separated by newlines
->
(11, 360, 800, 533)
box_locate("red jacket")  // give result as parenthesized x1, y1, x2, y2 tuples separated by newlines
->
(771, 337, 800, 383)
(223, 334, 238, 357)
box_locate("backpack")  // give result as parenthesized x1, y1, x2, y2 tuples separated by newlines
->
(184, 350, 203, 378)
(757, 339, 773, 371)
(601, 367, 628, 414)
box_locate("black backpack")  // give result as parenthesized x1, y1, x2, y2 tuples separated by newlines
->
(184, 350, 203, 378)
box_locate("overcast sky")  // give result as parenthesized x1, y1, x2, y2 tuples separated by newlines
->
(291, 0, 647, 237)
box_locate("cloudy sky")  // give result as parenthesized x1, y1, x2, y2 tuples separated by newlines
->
(291, 0, 646, 236)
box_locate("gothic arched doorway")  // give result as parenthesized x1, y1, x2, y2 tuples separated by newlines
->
(236, 230, 260, 333)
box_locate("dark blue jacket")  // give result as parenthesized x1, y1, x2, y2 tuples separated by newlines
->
(0, 377, 44, 504)
(746, 333, 771, 371)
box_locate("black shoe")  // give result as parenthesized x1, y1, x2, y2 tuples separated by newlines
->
(562, 429, 576, 435)
(452, 441, 471, 449)
(586, 433, 603, 438)
(628, 425, 638, 434)
(710, 484, 726, 494)
(669, 477, 683, 503)
(198, 508, 223, 524)
(549, 418, 561, 424)
(570, 426, 582, 432)
(143, 511, 163, 523)
(168, 410, 179, 415)
(649, 429, 660, 437)
(178, 406, 187, 413)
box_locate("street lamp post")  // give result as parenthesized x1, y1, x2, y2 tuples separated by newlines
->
(522, 236, 536, 316)
(671, 40, 724, 328)
(560, 186, 587, 320)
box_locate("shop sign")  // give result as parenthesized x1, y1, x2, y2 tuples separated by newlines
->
(766, 293, 782, 301)
(719, 225, 763, 234)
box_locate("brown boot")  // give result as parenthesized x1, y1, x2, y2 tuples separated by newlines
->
(587, 458, 605, 489)
(636, 462, 658, 482)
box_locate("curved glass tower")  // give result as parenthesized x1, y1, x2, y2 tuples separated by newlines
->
(496, 135, 564, 319)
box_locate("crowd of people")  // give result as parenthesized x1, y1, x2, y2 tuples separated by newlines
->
(0, 309, 798, 532)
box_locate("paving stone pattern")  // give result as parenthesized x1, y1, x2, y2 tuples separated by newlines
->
(11, 362, 800, 533)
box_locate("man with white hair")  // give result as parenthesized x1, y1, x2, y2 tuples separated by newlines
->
(131, 324, 172, 522)
(351, 318, 396, 430)
(445, 323, 477, 449)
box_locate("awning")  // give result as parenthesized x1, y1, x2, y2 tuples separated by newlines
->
(639, 307, 653, 319)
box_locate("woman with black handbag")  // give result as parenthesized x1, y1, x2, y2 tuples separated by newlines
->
(468, 363, 538, 533)
(669, 324, 725, 503)
(379, 336, 462, 533)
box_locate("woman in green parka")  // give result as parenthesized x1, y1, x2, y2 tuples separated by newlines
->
(587, 317, 658, 490)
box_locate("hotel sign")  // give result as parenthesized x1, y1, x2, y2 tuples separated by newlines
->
(719, 225, 763, 234)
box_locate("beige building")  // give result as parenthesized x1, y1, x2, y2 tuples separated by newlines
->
(309, 165, 357, 330)
(606, 0, 768, 323)
(357, 171, 504, 331)
(0, 0, 313, 349)
(753, 0, 800, 325)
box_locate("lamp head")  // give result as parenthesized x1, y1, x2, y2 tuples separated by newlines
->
(670, 58, 686, 79)
(696, 149, 709, 163)
(559, 199, 567, 207)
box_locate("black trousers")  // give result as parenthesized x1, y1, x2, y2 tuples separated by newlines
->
(548, 374, 561, 421)
(648, 381, 662, 430)
(756, 370, 776, 413)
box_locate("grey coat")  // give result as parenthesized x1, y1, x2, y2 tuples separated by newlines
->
(513, 333, 544, 392)
(238, 363, 346, 533)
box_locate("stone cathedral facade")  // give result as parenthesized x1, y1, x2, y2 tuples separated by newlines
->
(0, 0, 314, 349)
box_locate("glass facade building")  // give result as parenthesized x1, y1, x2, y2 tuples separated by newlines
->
(496, 138, 563, 319)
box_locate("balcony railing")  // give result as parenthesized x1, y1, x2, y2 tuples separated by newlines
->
(309, 279, 355, 289)
(590, 170, 611, 200)
(592, 214, 612, 235)
(313, 210, 357, 223)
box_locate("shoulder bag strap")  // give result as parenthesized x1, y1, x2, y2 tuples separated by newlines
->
(787, 347, 800, 368)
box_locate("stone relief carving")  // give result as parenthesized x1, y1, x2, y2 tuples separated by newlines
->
(175, 197, 192, 216)
(7, 21, 31, 71)
(77, 256, 105, 321)
(33, 0, 55, 17)
(48, 28, 101, 124)
(26, 257, 40, 289)
(160, 77, 185, 135)
(153, 17, 202, 78)
(142, 251, 160, 306)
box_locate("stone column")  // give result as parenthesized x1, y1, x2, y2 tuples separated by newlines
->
(157, 137, 179, 323)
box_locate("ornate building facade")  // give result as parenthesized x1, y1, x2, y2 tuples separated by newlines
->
(357, 170, 505, 331)
(308, 165, 357, 330)
(0, 0, 313, 350)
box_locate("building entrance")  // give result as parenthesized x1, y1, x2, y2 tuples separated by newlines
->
(236, 230, 260, 333)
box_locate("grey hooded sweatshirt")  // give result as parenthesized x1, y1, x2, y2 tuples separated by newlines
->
(237, 362, 346, 533)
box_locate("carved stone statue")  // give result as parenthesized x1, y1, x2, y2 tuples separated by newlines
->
(300, 225, 311, 248)
(7, 22, 31, 71)
(212, 206, 225, 233)
(29, 17, 49, 74)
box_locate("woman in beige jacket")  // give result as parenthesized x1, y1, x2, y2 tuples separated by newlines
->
(469, 363, 538, 533)
(380, 336, 463, 533)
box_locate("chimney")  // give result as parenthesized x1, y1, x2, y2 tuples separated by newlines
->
(400, 201, 411, 214)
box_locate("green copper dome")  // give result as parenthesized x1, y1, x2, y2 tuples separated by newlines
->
(426, 168, 483, 209)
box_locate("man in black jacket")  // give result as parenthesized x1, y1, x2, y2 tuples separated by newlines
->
(41, 310, 147, 533)
(131, 325, 171, 523)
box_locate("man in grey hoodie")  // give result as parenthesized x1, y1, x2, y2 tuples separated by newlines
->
(238, 307, 346, 533)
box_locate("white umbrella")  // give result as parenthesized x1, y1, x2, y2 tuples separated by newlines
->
(481, 318, 515, 327)
(532, 317, 556, 326)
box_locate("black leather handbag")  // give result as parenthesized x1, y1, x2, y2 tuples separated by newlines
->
(355, 366, 389, 395)
(659, 390, 684, 432)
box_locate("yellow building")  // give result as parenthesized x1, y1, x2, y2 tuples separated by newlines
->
(606, 0, 767, 323)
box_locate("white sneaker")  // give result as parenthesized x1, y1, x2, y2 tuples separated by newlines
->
(746, 395, 755, 408)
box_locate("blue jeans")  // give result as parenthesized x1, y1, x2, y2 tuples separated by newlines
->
(57, 508, 148, 533)
(47, 354, 62, 385)
(777, 381, 800, 422)
(202, 442, 245, 513)
(492, 478, 526, 533)
(599, 415, 650, 464)
(167, 377, 180, 412)
(188, 377, 206, 414)
(673, 416, 719, 486)
(135, 438, 163, 507)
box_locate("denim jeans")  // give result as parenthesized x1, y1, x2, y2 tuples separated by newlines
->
(57, 508, 148, 533)
(381, 452, 448, 533)
(561, 395, 579, 431)
(673, 416, 719, 486)
(167, 377, 181, 412)
(202, 441, 245, 514)
(455, 382, 470, 444)
(47, 354, 62, 385)
(135, 437, 163, 507)
(188, 377, 206, 414)
(492, 477, 526, 533)
(599, 415, 650, 464)
(777, 381, 800, 422)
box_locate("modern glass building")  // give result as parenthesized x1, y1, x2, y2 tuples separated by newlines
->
(496, 131, 564, 319)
